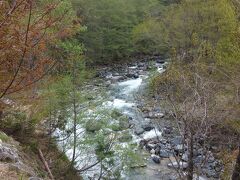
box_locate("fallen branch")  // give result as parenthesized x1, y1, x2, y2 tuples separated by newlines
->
(38, 148, 54, 180)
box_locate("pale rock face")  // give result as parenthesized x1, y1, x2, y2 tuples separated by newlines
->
(0, 140, 36, 178)
(0, 143, 19, 162)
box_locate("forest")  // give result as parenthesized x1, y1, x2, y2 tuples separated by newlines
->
(0, 0, 239, 180)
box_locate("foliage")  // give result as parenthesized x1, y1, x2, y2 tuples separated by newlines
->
(72, 0, 160, 63)
(133, 19, 169, 56)
(0, 0, 80, 99)
(149, 0, 240, 178)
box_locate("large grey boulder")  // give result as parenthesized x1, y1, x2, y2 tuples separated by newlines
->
(0, 143, 19, 162)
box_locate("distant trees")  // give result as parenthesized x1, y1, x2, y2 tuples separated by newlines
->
(72, 0, 161, 63)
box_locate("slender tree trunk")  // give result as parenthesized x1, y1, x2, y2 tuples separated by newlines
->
(71, 58, 77, 167)
(232, 146, 240, 180)
(187, 133, 194, 180)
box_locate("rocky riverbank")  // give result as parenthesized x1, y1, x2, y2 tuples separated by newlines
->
(95, 59, 223, 179)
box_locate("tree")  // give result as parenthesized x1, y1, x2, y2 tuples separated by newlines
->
(152, 63, 224, 179)
(149, 0, 240, 179)
(0, 0, 79, 99)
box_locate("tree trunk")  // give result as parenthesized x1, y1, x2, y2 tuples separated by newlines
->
(71, 58, 77, 167)
(187, 133, 194, 180)
(232, 146, 240, 180)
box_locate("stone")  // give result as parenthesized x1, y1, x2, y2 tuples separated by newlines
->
(207, 156, 215, 163)
(29, 177, 43, 180)
(155, 146, 160, 155)
(147, 112, 164, 119)
(0, 144, 19, 162)
(167, 161, 188, 169)
(163, 128, 172, 135)
(181, 152, 188, 162)
(134, 127, 145, 135)
(197, 148, 204, 156)
(151, 155, 161, 164)
(194, 155, 205, 164)
(150, 149, 155, 154)
(160, 139, 167, 145)
(141, 122, 154, 131)
(156, 59, 165, 64)
(138, 62, 146, 68)
(126, 73, 139, 79)
(146, 143, 156, 151)
(110, 76, 125, 83)
(206, 169, 219, 178)
(171, 136, 183, 146)
(159, 149, 170, 158)
(139, 139, 147, 148)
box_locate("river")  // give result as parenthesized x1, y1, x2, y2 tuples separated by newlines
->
(54, 60, 219, 180)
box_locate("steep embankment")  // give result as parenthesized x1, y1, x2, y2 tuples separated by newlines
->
(0, 115, 81, 180)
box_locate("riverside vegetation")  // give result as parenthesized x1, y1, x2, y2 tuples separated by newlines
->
(0, 0, 240, 180)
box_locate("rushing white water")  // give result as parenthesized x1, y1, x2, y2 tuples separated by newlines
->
(118, 78, 143, 95)
(105, 99, 135, 109)
(142, 129, 162, 140)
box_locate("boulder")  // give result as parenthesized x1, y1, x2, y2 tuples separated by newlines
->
(0, 143, 19, 162)
(194, 155, 206, 164)
(151, 155, 161, 164)
(134, 127, 145, 135)
(126, 73, 139, 79)
(167, 161, 188, 169)
(110, 76, 125, 83)
(163, 127, 172, 135)
(156, 59, 165, 64)
(171, 136, 183, 146)
(174, 144, 184, 153)
(207, 156, 215, 163)
(159, 149, 171, 158)
(146, 143, 156, 151)
(141, 122, 154, 131)
(181, 152, 188, 162)
(138, 62, 146, 68)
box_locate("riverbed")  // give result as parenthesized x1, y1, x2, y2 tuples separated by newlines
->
(54, 59, 221, 180)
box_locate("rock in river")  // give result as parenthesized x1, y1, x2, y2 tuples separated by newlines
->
(168, 161, 188, 169)
(151, 154, 161, 164)
(159, 149, 171, 158)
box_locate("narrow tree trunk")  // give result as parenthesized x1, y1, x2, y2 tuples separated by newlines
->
(187, 133, 194, 180)
(71, 58, 77, 167)
(232, 146, 240, 180)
